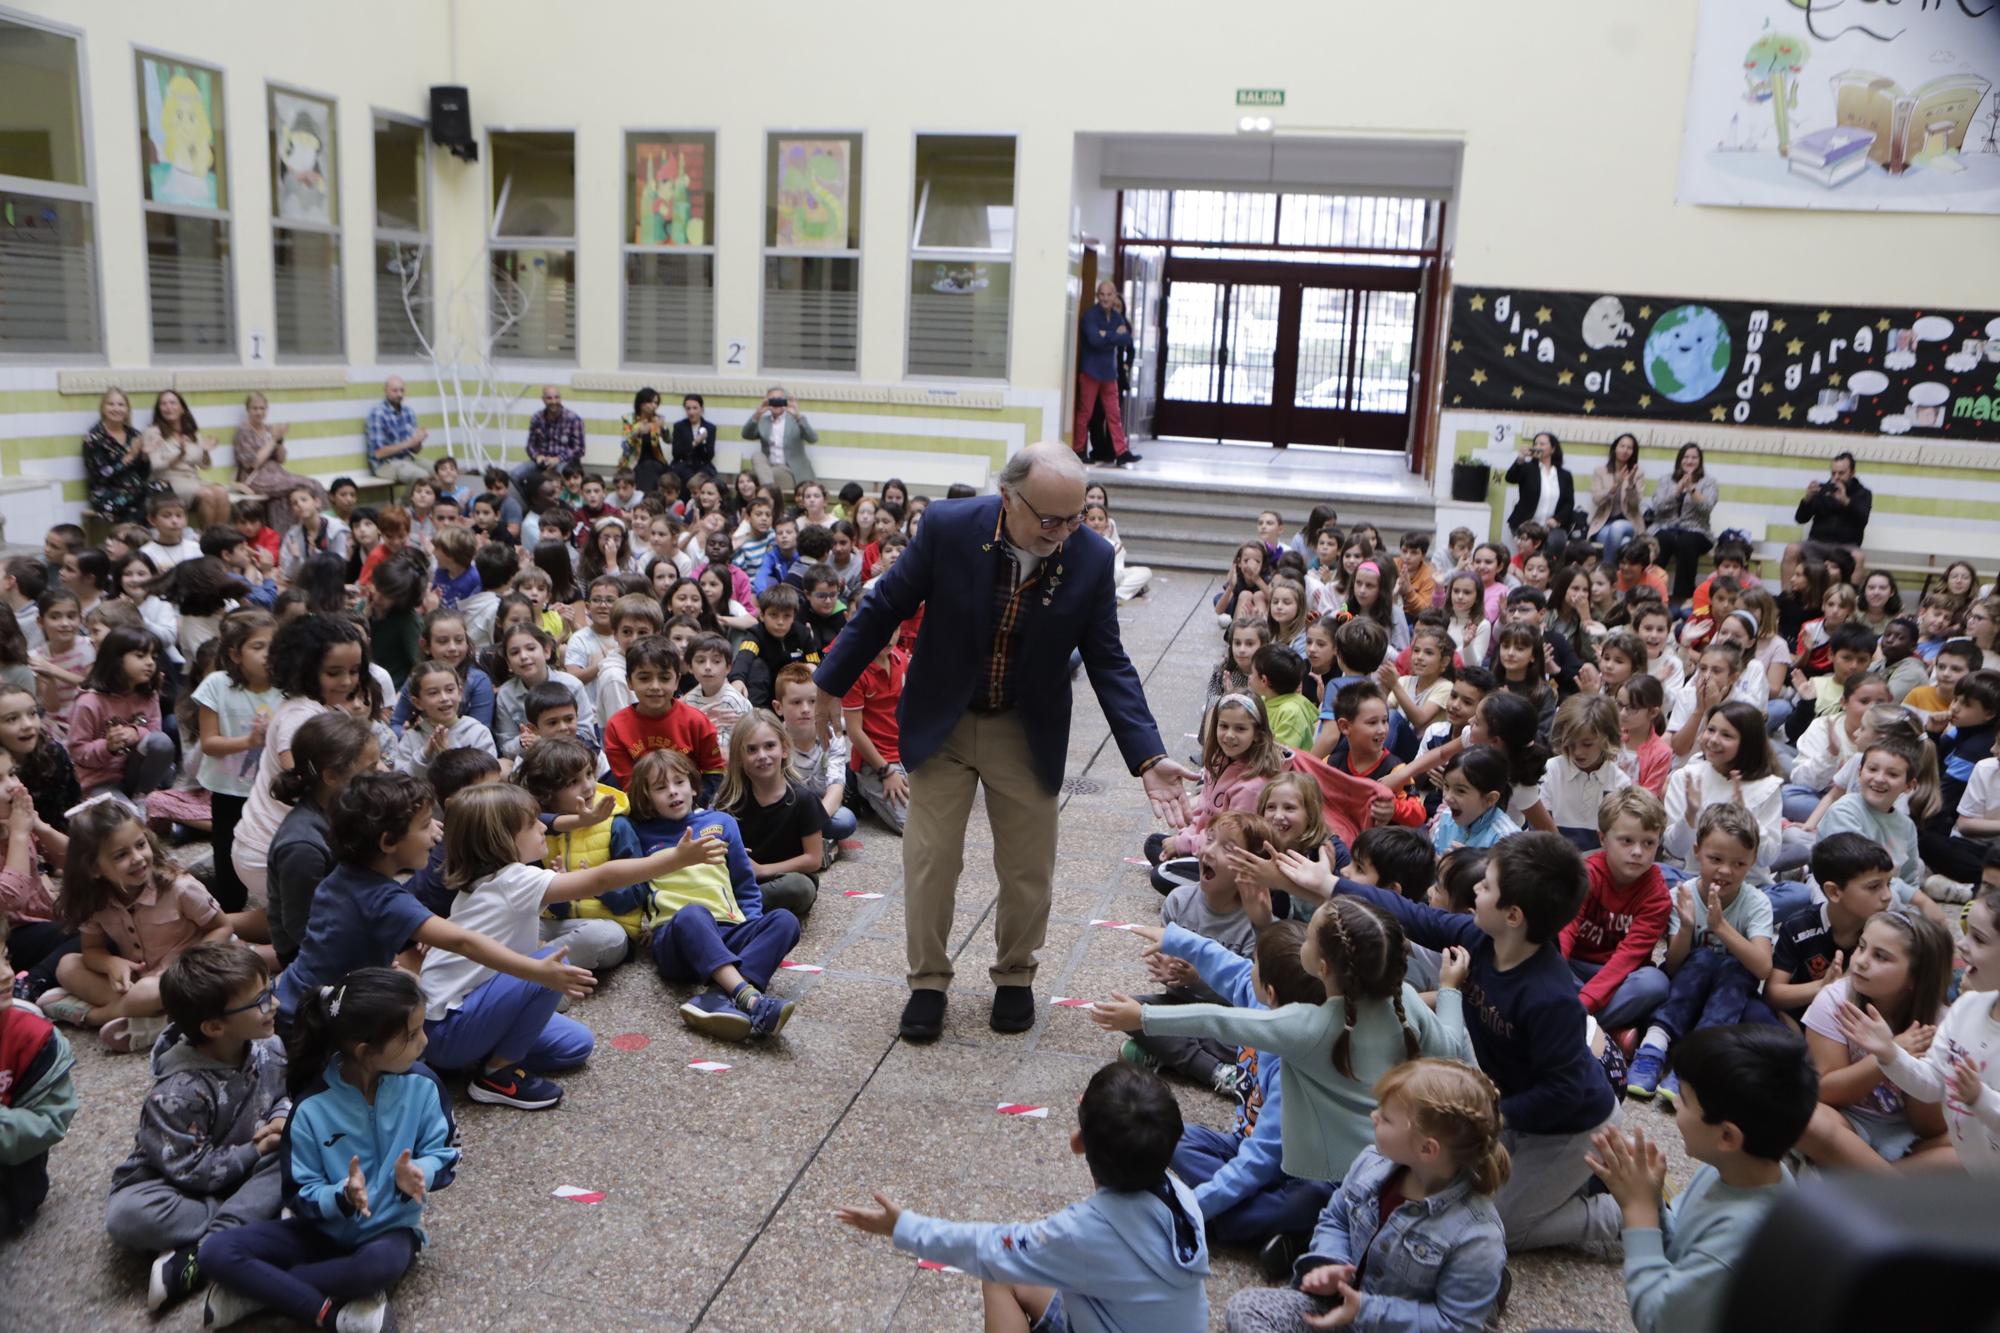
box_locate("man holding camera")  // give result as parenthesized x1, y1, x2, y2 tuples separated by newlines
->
(1784, 451, 1873, 585)
(740, 384, 818, 495)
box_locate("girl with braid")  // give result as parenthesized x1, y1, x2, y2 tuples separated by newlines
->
(1093, 895, 1474, 1188)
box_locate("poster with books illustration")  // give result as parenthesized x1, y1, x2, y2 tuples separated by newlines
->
(1677, 0, 2000, 214)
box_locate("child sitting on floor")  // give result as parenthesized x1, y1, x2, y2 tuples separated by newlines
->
(1765, 833, 1894, 1023)
(512, 736, 645, 965)
(1147, 693, 1282, 888)
(716, 711, 824, 920)
(104, 941, 288, 1313)
(1589, 1024, 1815, 1333)
(0, 917, 78, 1239)
(1540, 694, 1630, 851)
(1224, 1058, 1509, 1333)
(390, 660, 496, 781)
(841, 635, 912, 836)
(603, 638, 725, 793)
(838, 1062, 1211, 1333)
(1559, 787, 1672, 1033)
(1429, 746, 1519, 854)
(774, 663, 854, 856)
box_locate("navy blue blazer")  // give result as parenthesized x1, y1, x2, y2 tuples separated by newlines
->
(814, 495, 1165, 794)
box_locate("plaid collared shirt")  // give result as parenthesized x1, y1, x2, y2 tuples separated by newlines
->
(978, 509, 1041, 713)
(364, 399, 420, 471)
(527, 409, 588, 470)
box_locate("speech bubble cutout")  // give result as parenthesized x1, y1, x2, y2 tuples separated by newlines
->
(1945, 352, 1981, 373)
(1987, 316, 2000, 339)
(1880, 414, 1912, 435)
(1911, 316, 1954, 344)
(1908, 382, 1950, 408)
(1848, 369, 1890, 396)
(1806, 404, 1841, 425)
(1883, 350, 1917, 371)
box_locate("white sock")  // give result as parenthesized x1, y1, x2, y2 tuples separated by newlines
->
(1640, 1026, 1670, 1056)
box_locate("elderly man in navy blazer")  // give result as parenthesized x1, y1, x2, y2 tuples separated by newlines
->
(813, 443, 1195, 1041)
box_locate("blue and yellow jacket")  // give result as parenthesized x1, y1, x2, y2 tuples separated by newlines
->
(627, 809, 763, 929)
(540, 784, 650, 938)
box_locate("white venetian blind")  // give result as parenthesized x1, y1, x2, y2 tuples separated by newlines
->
(624, 252, 713, 366)
(0, 193, 100, 354)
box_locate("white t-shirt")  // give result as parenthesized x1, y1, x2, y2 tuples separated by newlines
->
(1960, 757, 2000, 822)
(191, 675, 282, 797)
(1685, 876, 1777, 954)
(1532, 463, 1560, 524)
(1539, 755, 1632, 829)
(141, 536, 202, 572)
(235, 697, 328, 875)
(1882, 989, 2000, 1174)
(565, 626, 608, 674)
(420, 862, 557, 1019)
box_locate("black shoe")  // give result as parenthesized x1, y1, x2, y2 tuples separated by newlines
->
(899, 989, 946, 1042)
(1114, 452, 1142, 467)
(1144, 831, 1170, 867)
(1258, 1232, 1304, 1282)
(991, 985, 1035, 1033)
(148, 1245, 203, 1311)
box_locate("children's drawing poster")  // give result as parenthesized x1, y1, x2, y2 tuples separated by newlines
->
(272, 90, 333, 225)
(632, 141, 707, 247)
(1676, 0, 2000, 214)
(773, 139, 851, 249)
(1442, 285, 2000, 442)
(139, 55, 222, 210)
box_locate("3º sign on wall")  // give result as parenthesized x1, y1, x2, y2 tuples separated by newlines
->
(1235, 89, 1285, 107)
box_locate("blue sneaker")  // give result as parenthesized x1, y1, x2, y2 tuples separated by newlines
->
(1625, 1045, 1666, 1100)
(679, 991, 753, 1042)
(747, 991, 796, 1038)
(468, 1065, 563, 1110)
(1656, 1071, 1680, 1109)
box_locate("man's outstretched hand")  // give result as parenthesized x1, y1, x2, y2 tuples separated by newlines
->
(1143, 758, 1197, 827)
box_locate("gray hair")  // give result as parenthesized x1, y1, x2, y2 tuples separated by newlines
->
(997, 441, 1087, 491)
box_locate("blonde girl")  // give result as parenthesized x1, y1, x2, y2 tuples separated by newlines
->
(1377, 625, 1453, 734)
(492, 623, 595, 758)
(1737, 586, 1794, 702)
(1223, 1059, 1509, 1331)
(42, 798, 237, 1051)
(1153, 694, 1283, 873)
(1540, 694, 1630, 850)
(1795, 582, 1859, 675)
(1442, 572, 1489, 664)
(1268, 575, 1312, 656)
(1223, 769, 1344, 920)
(716, 710, 823, 920)
(193, 610, 281, 916)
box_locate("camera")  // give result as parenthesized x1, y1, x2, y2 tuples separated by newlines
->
(768, 396, 788, 408)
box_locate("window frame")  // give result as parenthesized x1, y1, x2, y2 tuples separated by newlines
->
(132, 41, 235, 362)
(370, 106, 432, 362)
(485, 125, 578, 365)
(618, 126, 718, 371)
(904, 129, 1017, 384)
(759, 128, 865, 378)
(265, 78, 343, 363)
(0, 5, 103, 362)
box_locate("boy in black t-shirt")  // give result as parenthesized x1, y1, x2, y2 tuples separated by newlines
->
(728, 584, 818, 709)
(798, 564, 848, 651)
(1763, 833, 1894, 1022)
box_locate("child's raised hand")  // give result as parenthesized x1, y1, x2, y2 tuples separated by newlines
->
(1673, 884, 1697, 932)
(1273, 846, 1335, 899)
(1894, 1021, 1937, 1059)
(1438, 945, 1471, 991)
(1586, 1124, 1665, 1211)
(1302, 1279, 1362, 1329)
(537, 947, 599, 999)
(1296, 1262, 1355, 1298)
(248, 712, 270, 746)
(1575, 662, 1601, 696)
(1225, 839, 1278, 889)
(834, 1190, 902, 1238)
(1239, 872, 1275, 929)
(1790, 668, 1810, 698)
(1704, 883, 1727, 926)
(426, 725, 451, 756)
(667, 827, 729, 869)
(1681, 772, 1701, 826)
(344, 1154, 371, 1218)
(1822, 950, 1845, 987)
(1146, 953, 1198, 990)
(1367, 795, 1395, 827)
(394, 1148, 427, 1207)
(5, 789, 31, 837)
(1125, 923, 1166, 950)
(1833, 999, 1897, 1062)
(1949, 1052, 1984, 1108)
(518, 724, 539, 751)
(1089, 993, 1144, 1034)
(582, 793, 617, 826)
(1374, 661, 1399, 691)
(1727, 770, 1745, 806)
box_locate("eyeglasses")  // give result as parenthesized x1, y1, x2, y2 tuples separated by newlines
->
(1009, 489, 1085, 533)
(222, 986, 277, 1017)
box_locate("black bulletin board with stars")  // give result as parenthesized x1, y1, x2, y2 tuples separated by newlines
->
(1441, 285, 2000, 442)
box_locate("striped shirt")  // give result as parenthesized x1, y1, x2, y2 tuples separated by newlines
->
(978, 510, 1041, 713)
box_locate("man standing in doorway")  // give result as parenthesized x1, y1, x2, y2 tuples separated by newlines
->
(1074, 281, 1140, 467)
(1784, 451, 1873, 585)
(812, 443, 1192, 1041)
(365, 375, 430, 485)
(515, 384, 587, 501)
(740, 384, 818, 497)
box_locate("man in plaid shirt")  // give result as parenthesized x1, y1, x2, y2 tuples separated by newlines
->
(512, 384, 587, 500)
(364, 375, 430, 484)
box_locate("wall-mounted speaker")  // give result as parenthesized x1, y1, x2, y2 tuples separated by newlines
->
(429, 86, 477, 162)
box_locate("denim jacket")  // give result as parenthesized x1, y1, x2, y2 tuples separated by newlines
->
(1293, 1145, 1506, 1333)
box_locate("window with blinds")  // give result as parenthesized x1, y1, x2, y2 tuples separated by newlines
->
(907, 135, 1015, 380)
(763, 133, 860, 374)
(136, 51, 234, 357)
(374, 116, 430, 358)
(0, 17, 101, 356)
(490, 132, 576, 361)
(268, 85, 341, 359)
(622, 131, 715, 367)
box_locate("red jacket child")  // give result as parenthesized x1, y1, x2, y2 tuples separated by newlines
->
(1559, 849, 1671, 1017)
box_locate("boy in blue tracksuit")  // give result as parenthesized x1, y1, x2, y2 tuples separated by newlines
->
(839, 1061, 1210, 1333)
(1142, 919, 1333, 1266)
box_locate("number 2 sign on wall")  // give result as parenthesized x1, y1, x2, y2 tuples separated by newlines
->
(724, 338, 746, 367)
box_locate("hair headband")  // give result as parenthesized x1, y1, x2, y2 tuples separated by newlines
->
(1728, 609, 1758, 637)
(1216, 693, 1263, 719)
(1356, 561, 1380, 578)
(63, 790, 141, 822)
(319, 984, 344, 1017)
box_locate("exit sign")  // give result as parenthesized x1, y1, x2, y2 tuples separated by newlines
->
(1236, 88, 1285, 107)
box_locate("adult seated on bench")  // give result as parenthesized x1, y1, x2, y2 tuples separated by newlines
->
(365, 375, 430, 486)
(1783, 451, 1872, 589)
(513, 385, 586, 503)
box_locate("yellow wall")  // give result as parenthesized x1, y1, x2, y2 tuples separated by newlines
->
(4, 0, 1997, 516)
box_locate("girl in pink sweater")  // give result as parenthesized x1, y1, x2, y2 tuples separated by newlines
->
(1143, 694, 1283, 895)
(64, 625, 176, 799)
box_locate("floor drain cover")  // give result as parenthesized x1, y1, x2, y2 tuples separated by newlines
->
(1060, 776, 1103, 796)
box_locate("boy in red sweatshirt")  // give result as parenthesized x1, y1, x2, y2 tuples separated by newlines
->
(1324, 681, 1426, 828)
(1558, 786, 1672, 1031)
(603, 637, 724, 797)
(1, 919, 79, 1237)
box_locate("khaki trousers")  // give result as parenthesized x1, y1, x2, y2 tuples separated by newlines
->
(902, 710, 1057, 992)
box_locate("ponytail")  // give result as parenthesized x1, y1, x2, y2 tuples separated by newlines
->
(271, 712, 377, 806)
(1313, 897, 1410, 1078)
(283, 967, 422, 1100)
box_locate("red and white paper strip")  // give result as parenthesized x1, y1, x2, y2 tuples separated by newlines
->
(996, 1103, 1049, 1118)
(551, 1185, 606, 1205)
(1089, 919, 1138, 931)
(1122, 856, 1149, 867)
(1050, 996, 1092, 1008)
(687, 1060, 732, 1074)
(778, 961, 824, 973)
(916, 1259, 966, 1274)
(842, 890, 884, 900)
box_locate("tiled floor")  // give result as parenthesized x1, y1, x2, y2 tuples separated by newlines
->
(2, 569, 1668, 1332)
